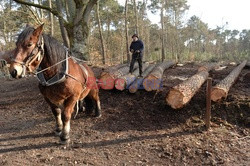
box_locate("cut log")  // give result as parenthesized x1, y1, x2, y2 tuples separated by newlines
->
(211, 60, 247, 102)
(198, 63, 218, 72)
(166, 70, 209, 109)
(99, 64, 138, 90)
(115, 63, 149, 91)
(143, 61, 175, 91)
(99, 64, 128, 77)
(129, 65, 156, 93)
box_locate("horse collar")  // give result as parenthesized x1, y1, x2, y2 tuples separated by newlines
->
(36, 48, 69, 86)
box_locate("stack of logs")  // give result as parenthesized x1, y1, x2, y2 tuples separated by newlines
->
(166, 60, 247, 109)
(99, 60, 248, 109)
(99, 61, 175, 91)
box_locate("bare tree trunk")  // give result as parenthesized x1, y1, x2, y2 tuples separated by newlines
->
(125, 0, 130, 63)
(133, 0, 139, 36)
(48, 0, 53, 36)
(96, 0, 106, 64)
(38, 0, 44, 19)
(160, 0, 165, 62)
(55, 0, 70, 48)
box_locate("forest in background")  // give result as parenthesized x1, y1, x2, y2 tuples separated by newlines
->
(0, 0, 249, 65)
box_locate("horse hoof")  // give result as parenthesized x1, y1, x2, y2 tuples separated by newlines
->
(60, 138, 70, 145)
(54, 130, 62, 136)
(60, 139, 70, 145)
(94, 113, 102, 118)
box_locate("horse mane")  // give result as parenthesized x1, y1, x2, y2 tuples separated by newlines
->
(42, 34, 67, 66)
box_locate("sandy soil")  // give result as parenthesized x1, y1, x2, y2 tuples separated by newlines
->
(0, 63, 249, 165)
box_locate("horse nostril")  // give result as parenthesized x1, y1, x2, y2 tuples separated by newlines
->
(11, 69, 17, 78)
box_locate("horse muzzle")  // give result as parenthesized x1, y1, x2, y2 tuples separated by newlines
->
(9, 64, 25, 78)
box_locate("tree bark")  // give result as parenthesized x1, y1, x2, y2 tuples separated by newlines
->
(160, 0, 165, 62)
(55, 0, 70, 48)
(115, 63, 149, 91)
(48, 0, 54, 36)
(166, 70, 209, 109)
(125, 0, 130, 63)
(143, 61, 175, 91)
(198, 63, 218, 72)
(133, 0, 139, 36)
(211, 60, 247, 102)
(129, 64, 156, 93)
(96, 0, 106, 64)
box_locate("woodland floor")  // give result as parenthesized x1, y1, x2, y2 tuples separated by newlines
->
(0, 63, 249, 165)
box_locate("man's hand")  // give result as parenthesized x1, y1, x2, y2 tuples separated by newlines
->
(130, 49, 134, 53)
(136, 50, 140, 53)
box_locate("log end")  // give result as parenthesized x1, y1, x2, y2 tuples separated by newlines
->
(143, 75, 161, 91)
(129, 84, 138, 93)
(166, 89, 185, 109)
(115, 78, 126, 91)
(99, 73, 115, 90)
(211, 87, 227, 102)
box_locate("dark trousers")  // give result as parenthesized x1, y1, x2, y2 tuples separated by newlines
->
(129, 54, 143, 75)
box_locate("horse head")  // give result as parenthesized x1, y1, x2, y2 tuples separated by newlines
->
(10, 24, 44, 78)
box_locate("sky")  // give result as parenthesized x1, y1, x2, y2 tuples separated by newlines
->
(117, 0, 250, 31)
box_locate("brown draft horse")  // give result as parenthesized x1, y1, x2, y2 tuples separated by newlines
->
(9, 24, 101, 144)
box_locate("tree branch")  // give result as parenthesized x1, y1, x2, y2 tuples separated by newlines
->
(83, 0, 97, 22)
(13, 0, 68, 24)
(25, 5, 42, 25)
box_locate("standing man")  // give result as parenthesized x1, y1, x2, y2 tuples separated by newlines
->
(129, 34, 144, 77)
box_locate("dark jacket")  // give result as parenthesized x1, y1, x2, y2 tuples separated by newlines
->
(130, 40, 144, 58)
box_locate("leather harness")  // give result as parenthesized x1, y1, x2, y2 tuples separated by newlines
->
(12, 36, 89, 89)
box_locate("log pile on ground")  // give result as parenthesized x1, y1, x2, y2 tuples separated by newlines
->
(129, 65, 156, 93)
(211, 60, 247, 102)
(142, 61, 175, 91)
(166, 63, 216, 109)
(99, 64, 138, 90)
(115, 63, 149, 91)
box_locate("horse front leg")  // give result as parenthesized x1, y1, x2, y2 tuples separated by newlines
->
(44, 98, 63, 136)
(60, 96, 77, 144)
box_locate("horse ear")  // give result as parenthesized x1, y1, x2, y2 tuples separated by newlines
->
(33, 23, 44, 37)
(26, 24, 31, 28)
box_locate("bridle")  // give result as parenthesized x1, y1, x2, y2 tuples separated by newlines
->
(11, 35, 44, 77)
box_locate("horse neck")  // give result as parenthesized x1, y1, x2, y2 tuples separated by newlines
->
(38, 35, 67, 79)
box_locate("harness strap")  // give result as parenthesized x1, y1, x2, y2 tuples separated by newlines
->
(11, 36, 44, 77)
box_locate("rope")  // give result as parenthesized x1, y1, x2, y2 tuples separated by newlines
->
(35, 56, 71, 75)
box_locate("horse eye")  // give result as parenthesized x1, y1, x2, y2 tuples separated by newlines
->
(27, 43, 33, 47)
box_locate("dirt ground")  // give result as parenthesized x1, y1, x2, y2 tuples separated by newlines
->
(0, 63, 249, 165)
